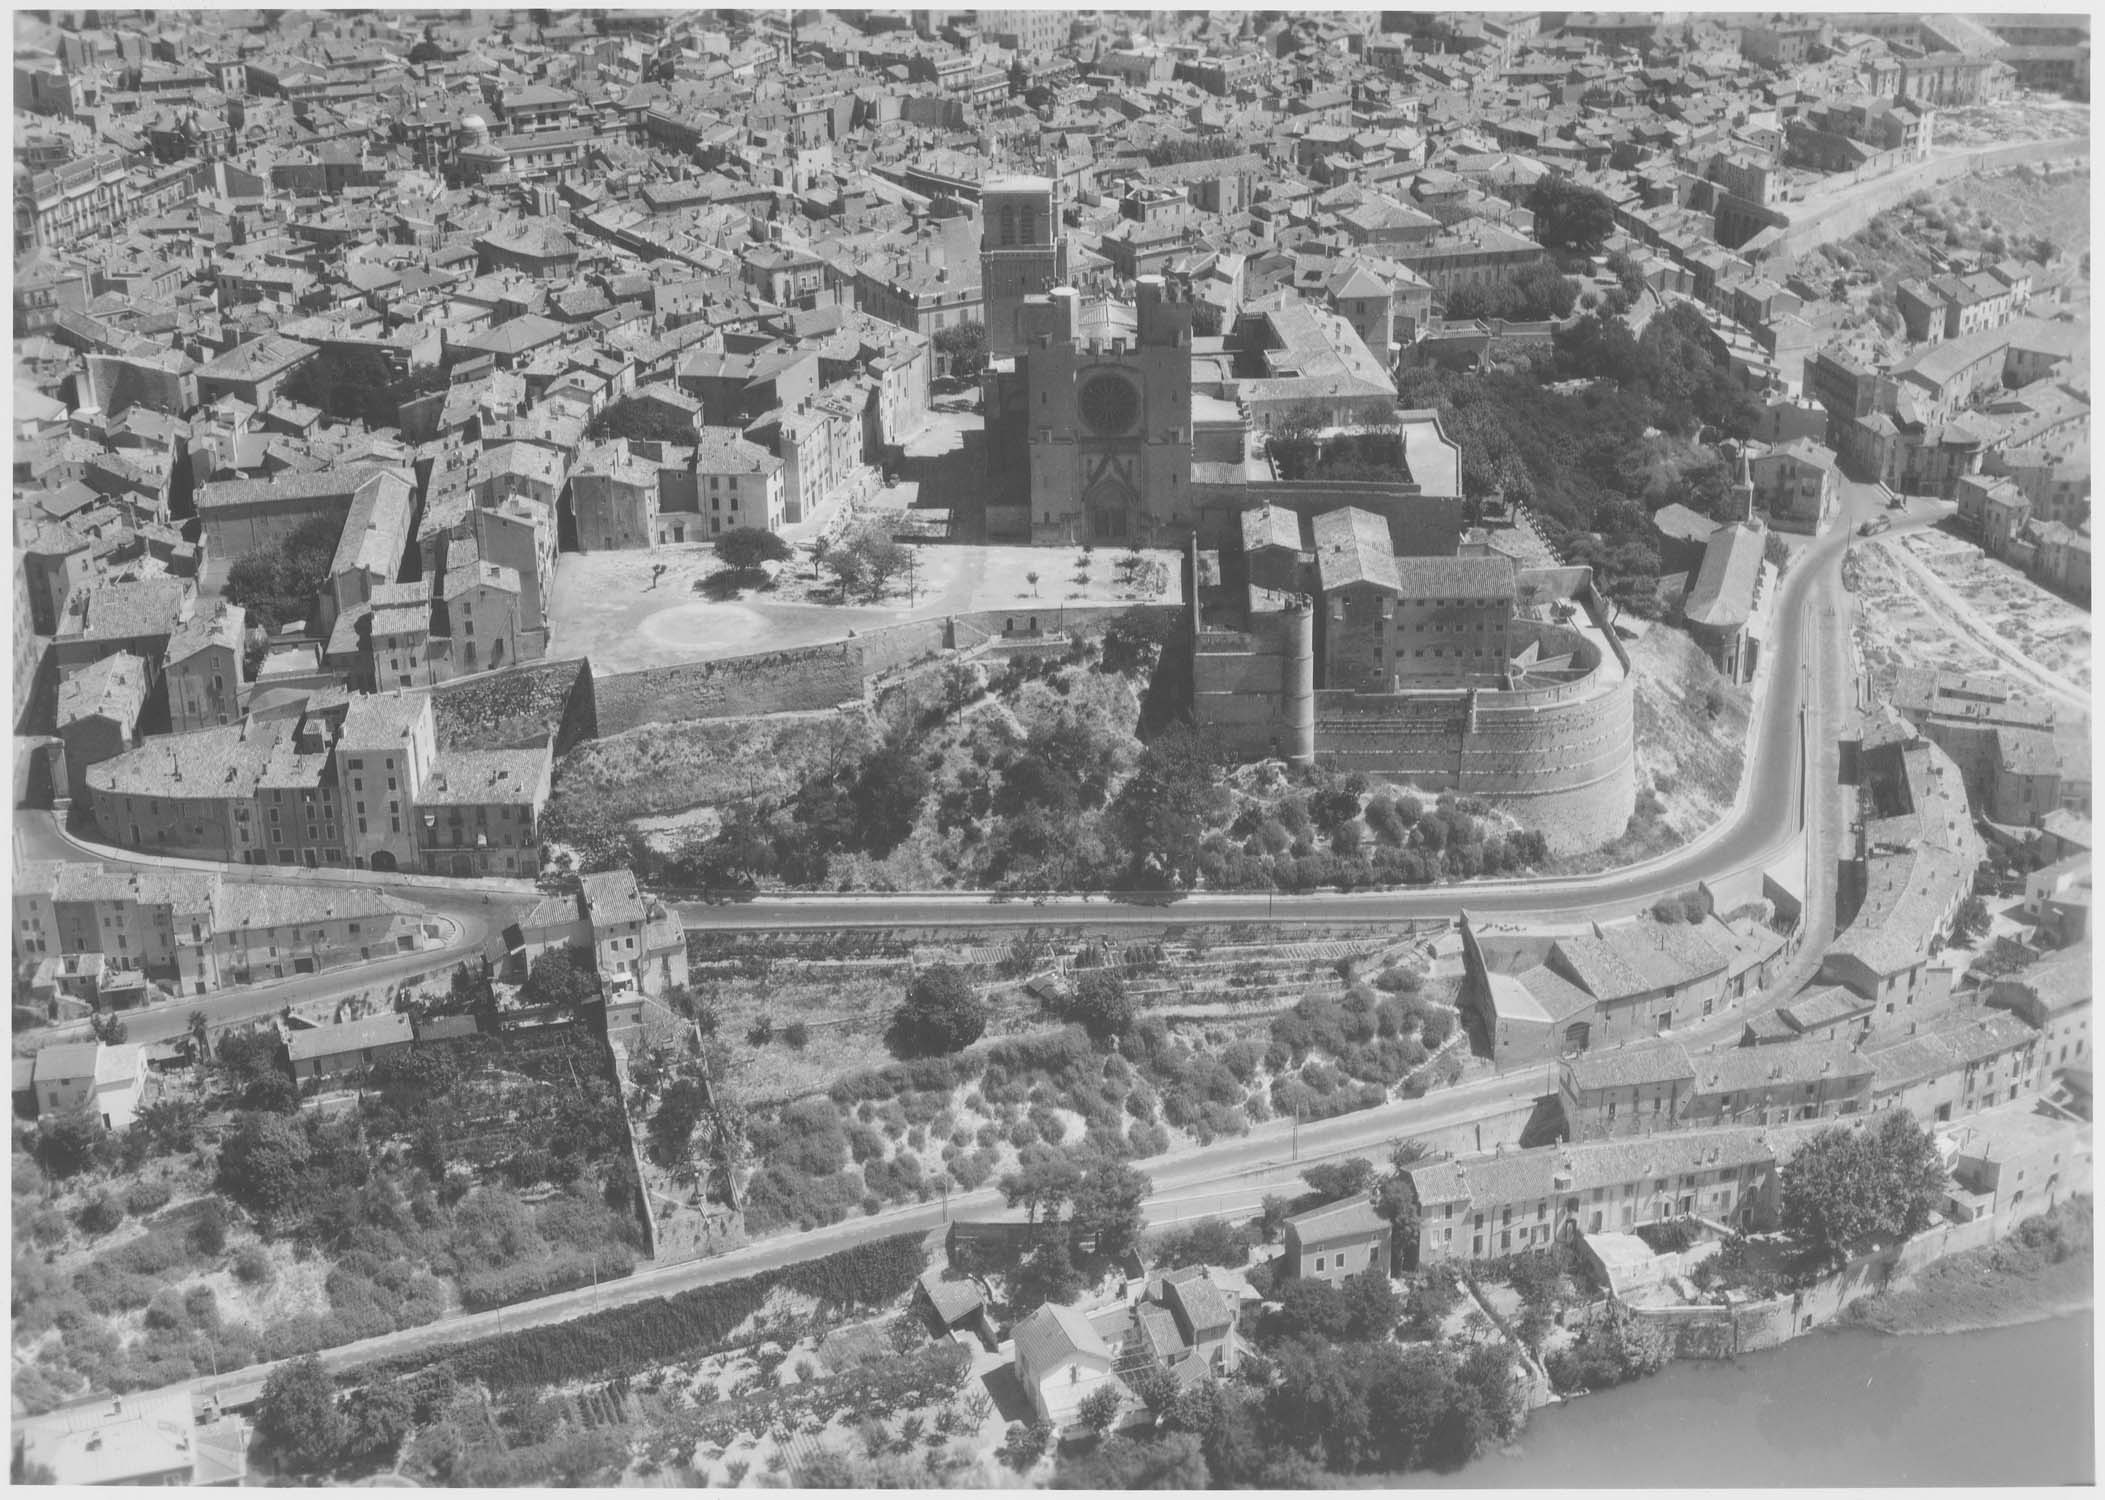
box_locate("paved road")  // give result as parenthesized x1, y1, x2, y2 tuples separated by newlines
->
(12, 811, 524, 1050)
(673, 484, 1865, 934)
(138, 1063, 1552, 1411)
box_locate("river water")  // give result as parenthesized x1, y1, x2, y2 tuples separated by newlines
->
(1456, 1312, 2095, 1488)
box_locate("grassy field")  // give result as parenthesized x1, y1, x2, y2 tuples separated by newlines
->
(1849, 1196, 2092, 1336)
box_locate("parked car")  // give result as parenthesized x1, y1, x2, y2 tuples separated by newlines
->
(1858, 516, 1891, 536)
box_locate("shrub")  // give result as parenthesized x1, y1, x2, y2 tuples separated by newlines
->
(234, 1244, 274, 1285)
(76, 1193, 124, 1236)
(123, 1181, 173, 1217)
(890, 966, 986, 1057)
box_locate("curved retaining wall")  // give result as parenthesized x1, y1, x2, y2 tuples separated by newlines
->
(1197, 610, 1636, 853)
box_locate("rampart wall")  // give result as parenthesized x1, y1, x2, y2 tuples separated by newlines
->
(593, 644, 869, 733)
(589, 606, 1178, 735)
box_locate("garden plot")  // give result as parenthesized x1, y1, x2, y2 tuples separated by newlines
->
(1899, 530, 2092, 695)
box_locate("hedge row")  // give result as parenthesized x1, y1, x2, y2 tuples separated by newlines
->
(362, 1231, 928, 1393)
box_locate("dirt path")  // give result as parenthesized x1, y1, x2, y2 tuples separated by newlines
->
(1875, 536, 2089, 714)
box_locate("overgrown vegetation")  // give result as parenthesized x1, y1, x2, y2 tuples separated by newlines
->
(1400, 301, 1762, 617)
(224, 514, 341, 631)
(360, 1232, 928, 1393)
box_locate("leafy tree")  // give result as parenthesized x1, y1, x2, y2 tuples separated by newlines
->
(1110, 725, 1223, 888)
(932, 319, 989, 380)
(1445, 261, 1580, 322)
(1605, 249, 1648, 300)
(648, 1077, 710, 1165)
(520, 946, 600, 1012)
(1955, 895, 1992, 942)
(1526, 175, 1619, 255)
(256, 1354, 346, 1474)
(1338, 1266, 1403, 1341)
(999, 1417, 1056, 1471)
(216, 1110, 314, 1216)
(1010, 1234, 1084, 1313)
(890, 965, 986, 1057)
(435, 959, 498, 1026)
(1067, 970, 1135, 1041)
(1070, 1157, 1153, 1261)
(1780, 1114, 1947, 1269)
(339, 1379, 414, 1466)
(999, 1144, 1085, 1228)
(847, 741, 929, 855)
(1055, 1430, 1210, 1487)
(1129, 1363, 1182, 1418)
(715, 526, 792, 574)
(75, 1191, 123, 1236)
(34, 1106, 109, 1178)
(821, 520, 912, 601)
(1077, 1383, 1123, 1436)
(1302, 1156, 1375, 1202)
(225, 515, 342, 632)
(1153, 1218, 1253, 1269)
(89, 1010, 127, 1045)
(188, 1010, 210, 1062)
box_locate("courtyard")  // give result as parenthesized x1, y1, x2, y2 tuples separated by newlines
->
(544, 541, 1180, 673)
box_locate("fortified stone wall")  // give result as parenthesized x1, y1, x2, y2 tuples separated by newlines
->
(1300, 622, 1638, 853)
(593, 645, 867, 733)
(431, 657, 597, 754)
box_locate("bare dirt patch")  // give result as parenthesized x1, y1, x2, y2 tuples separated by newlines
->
(1899, 530, 2091, 694)
(1849, 538, 2006, 698)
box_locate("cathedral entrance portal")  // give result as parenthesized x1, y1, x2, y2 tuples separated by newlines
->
(1083, 469, 1139, 545)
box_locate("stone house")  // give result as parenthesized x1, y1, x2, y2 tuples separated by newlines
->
(1987, 942, 2091, 1073)
(1012, 1302, 1119, 1430)
(29, 1040, 146, 1130)
(286, 1011, 414, 1082)
(1281, 1196, 1391, 1283)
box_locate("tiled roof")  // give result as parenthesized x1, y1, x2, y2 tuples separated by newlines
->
(1693, 1039, 1872, 1094)
(1312, 506, 1400, 593)
(1563, 1038, 1694, 1092)
(1014, 1302, 1112, 1379)
(285, 1010, 413, 1063)
(1286, 1194, 1387, 1240)
(1684, 521, 1765, 629)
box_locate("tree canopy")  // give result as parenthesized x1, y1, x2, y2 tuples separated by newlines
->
(255, 1354, 346, 1475)
(714, 526, 792, 574)
(225, 514, 342, 632)
(932, 319, 988, 380)
(1526, 176, 1619, 256)
(520, 946, 601, 1012)
(1780, 1113, 1948, 1268)
(890, 964, 986, 1057)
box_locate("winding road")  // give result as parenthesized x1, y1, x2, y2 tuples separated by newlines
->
(10, 812, 527, 1049)
(14, 476, 1880, 1420)
(673, 474, 1869, 933)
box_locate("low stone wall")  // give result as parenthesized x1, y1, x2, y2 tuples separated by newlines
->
(1626, 1212, 2007, 1360)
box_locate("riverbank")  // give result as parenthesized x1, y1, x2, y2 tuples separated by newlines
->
(1846, 1195, 2094, 1337)
(1458, 1313, 2094, 1487)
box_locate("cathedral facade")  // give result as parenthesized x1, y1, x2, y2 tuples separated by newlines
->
(1003, 278, 1196, 546)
